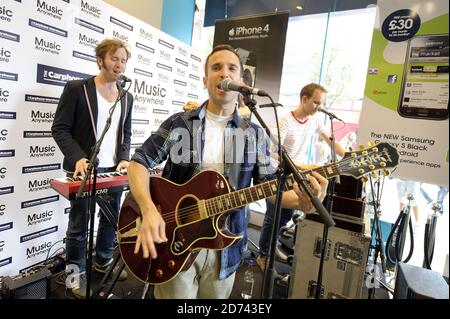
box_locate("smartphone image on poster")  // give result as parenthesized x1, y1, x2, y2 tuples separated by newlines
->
(235, 48, 257, 88)
(397, 34, 449, 120)
(235, 48, 257, 119)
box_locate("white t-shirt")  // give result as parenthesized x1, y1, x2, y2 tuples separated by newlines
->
(96, 91, 121, 168)
(202, 110, 232, 173)
(277, 111, 325, 164)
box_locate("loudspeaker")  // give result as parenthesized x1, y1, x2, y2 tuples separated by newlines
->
(1, 268, 51, 299)
(394, 262, 449, 299)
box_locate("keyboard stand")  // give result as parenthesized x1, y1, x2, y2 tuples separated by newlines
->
(91, 195, 127, 299)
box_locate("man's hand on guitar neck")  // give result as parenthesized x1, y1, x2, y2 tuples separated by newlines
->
(292, 171, 328, 213)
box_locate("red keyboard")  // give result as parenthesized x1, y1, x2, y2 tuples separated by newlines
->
(50, 169, 162, 200)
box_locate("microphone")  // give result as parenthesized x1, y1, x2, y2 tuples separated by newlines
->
(220, 78, 268, 97)
(120, 74, 132, 83)
(317, 106, 344, 122)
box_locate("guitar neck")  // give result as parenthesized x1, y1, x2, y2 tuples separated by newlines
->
(205, 163, 339, 217)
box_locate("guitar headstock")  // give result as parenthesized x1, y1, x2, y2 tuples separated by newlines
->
(338, 142, 399, 181)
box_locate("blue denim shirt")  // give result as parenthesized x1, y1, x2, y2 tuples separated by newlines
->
(131, 101, 276, 279)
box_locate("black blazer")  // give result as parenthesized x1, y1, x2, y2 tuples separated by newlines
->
(51, 76, 133, 172)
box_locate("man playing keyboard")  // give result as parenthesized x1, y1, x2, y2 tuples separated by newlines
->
(51, 39, 133, 298)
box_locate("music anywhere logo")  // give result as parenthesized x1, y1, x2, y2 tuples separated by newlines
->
(0, 88, 10, 102)
(0, 128, 8, 141)
(27, 209, 53, 226)
(36, 0, 64, 20)
(80, 0, 101, 19)
(0, 166, 6, 179)
(25, 240, 52, 259)
(34, 36, 61, 55)
(0, 47, 12, 63)
(0, 5, 13, 23)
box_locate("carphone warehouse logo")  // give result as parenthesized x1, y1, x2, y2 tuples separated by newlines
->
(0, 257, 12, 268)
(0, 111, 15, 119)
(0, 29, 20, 42)
(25, 94, 59, 104)
(74, 17, 104, 34)
(110, 16, 133, 31)
(37, 64, 91, 87)
(23, 131, 52, 138)
(0, 186, 14, 196)
(21, 226, 58, 243)
(0, 71, 18, 81)
(0, 149, 15, 157)
(21, 195, 59, 209)
(0, 221, 13, 232)
(29, 19, 67, 38)
(22, 163, 60, 174)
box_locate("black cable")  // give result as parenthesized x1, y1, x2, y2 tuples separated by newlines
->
(403, 218, 414, 263)
(423, 217, 436, 270)
(385, 210, 402, 265)
(386, 207, 414, 265)
(423, 223, 432, 269)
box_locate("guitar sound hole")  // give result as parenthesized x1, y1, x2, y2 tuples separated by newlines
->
(177, 196, 200, 225)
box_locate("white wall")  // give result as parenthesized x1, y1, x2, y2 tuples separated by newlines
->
(103, 0, 163, 29)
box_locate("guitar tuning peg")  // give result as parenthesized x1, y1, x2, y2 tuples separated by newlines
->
(372, 147, 379, 152)
(379, 162, 386, 168)
(358, 168, 365, 175)
(371, 171, 379, 179)
(383, 169, 391, 176)
(368, 164, 375, 170)
(368, 141, 375, 147)
(361, 176, 368, 183)
(358, 145, 365, 150)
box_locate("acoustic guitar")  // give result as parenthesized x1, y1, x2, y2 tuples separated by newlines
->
(117, 142, 399, 284)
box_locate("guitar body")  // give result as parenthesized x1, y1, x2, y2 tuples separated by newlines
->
(117, 142, 400, 285)
(118, 170, 242, 285)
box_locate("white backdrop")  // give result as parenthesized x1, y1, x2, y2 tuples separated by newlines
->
(0, 0, 205, 276)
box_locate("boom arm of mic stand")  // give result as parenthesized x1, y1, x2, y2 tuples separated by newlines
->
(245, 97, 335, 228)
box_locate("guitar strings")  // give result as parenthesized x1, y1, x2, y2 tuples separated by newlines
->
(148, 155, 386, 225)
(120, 153, 388, 231)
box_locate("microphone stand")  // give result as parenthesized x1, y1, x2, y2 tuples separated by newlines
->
(75, 81, 129, 299)
(242, 95, 335, 299)
(314, 113, 338, 298)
